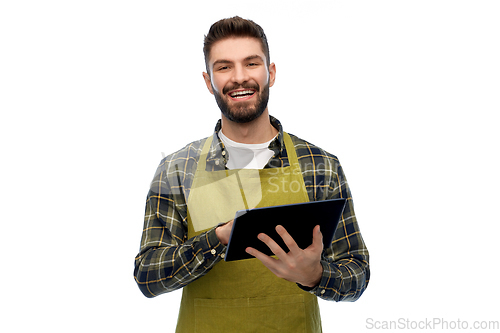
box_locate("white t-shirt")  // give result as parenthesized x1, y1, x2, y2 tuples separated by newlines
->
(218, 130, 276, 169)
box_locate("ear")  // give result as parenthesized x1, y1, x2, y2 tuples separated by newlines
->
(202, 72, 214, 95)
(268, 63, 276, 88)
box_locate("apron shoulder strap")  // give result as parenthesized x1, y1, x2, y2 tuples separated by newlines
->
(282, 132, 300, 168)
(197, 135, 214, 172)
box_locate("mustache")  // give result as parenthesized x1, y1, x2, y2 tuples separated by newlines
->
(222, 83, 260, 95)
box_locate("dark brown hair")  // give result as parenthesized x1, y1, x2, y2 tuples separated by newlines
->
(203, 16, 270, 73)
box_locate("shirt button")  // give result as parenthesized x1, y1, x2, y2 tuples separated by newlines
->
(320, 289, 326, 295)
(221, 150, 226, 156)
(215, 160, 220, 166)
(220, 253, 225, 259)
(210, 249, 216, 255)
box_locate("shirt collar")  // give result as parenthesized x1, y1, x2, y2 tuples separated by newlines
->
(207, 115, 285, 168)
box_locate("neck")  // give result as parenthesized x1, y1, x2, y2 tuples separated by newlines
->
(220, 109, 278, 144)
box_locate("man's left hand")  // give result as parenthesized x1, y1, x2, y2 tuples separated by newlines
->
(245, 224, 323, 288)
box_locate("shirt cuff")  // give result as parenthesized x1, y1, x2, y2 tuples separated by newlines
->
(202, 227, 227, 260)
(297, 260, 339, 299)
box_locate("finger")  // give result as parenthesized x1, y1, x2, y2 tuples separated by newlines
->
(257, 232, 288, 259)
(245, 247, 278, 267)
(246, 247, 284, 278)
(309, 225, 324, 252)
(275, 225, 300, 253)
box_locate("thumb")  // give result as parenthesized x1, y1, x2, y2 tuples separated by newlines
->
(312, 225, 323, 249)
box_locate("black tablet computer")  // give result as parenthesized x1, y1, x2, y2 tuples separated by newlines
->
(224, 198, 347, 261)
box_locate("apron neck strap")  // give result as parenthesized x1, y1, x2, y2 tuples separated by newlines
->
(198, 132, 297, 171)
(198, 135, 213, 172)
(282, 132, 298, 167)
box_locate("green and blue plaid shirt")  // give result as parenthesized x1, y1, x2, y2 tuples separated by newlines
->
(134, 116, 370, 300)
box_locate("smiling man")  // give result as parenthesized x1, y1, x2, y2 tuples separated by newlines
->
(204, 38, 273, 126)
(134, 16, 370, 333)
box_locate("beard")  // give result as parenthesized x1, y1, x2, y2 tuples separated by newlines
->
(213, 82, 270, 124)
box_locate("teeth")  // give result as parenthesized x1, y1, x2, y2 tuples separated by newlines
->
(230, 90, 254, 97)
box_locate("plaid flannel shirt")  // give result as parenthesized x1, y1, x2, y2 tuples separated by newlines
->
(134, 116, 370, 301)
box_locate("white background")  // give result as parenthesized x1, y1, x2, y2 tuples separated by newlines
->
(1, 1, 499, 332)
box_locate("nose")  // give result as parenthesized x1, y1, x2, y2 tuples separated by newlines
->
(231, 64, 249, 85)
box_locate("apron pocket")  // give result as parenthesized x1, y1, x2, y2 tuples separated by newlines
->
(194, 294, 307, 333)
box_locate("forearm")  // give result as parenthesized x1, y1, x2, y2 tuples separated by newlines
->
(134, 226, 226, 298)
(298, 161, 370, 301)
(309, 206, 370, 301)
(301, 253, 369, 301)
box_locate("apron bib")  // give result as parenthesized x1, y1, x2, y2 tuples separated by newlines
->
(176, 132, 322, 333)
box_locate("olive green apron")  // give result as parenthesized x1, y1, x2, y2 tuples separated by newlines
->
(176, 132, 322, 333)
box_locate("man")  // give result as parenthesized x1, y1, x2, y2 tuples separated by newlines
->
(134, 16, 369, 332)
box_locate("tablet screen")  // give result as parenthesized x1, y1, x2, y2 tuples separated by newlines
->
(224, 198, 346, 261)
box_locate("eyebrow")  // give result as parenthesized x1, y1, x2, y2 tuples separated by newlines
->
(244, 55, 264, 62)
(212, 54, 265, 68)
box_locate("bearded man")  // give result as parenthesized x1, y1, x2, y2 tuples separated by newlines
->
(134, 16, 370, 333)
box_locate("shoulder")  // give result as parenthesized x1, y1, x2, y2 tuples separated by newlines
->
(153, 137, 209, 178)
(287, 132, 340, 169)
(286, 133, 345, 201)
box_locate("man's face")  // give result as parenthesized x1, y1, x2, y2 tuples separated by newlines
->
(203, 37, 276, 123)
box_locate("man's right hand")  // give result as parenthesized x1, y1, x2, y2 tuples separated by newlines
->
(215, 219, 234, 245)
